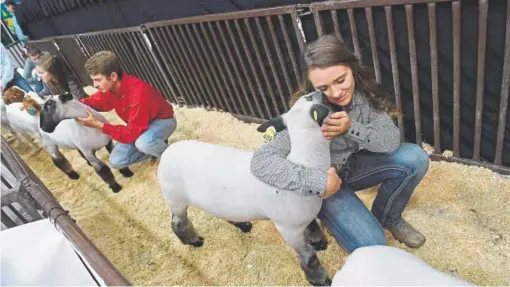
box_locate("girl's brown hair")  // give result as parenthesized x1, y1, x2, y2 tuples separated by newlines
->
(292, 34, 398, 115)
(37, 54, 71, 94)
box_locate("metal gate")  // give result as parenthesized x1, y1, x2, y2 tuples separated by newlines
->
(25, 0, 509, 174)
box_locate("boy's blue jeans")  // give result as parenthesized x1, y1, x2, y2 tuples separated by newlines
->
(109, 117, 177, 169)
(318, 143, 430, 253)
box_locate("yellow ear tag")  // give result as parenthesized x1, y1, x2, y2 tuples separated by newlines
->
(313, 110, 318, 121)
(263, 126, 276, 143)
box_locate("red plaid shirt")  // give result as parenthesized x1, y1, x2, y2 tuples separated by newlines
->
(80, 74, 174, 144)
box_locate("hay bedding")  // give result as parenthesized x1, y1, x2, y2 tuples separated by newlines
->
(3, 93, 509, 285)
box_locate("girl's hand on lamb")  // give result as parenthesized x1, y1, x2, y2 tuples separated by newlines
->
(321, 111, 352, 140)
(76, 109, 104, 130)
(321, 167, 342, 199)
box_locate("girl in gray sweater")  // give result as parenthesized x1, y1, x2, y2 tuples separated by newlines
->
(35, 54, 88, 100)
(250, 35, 429, 252)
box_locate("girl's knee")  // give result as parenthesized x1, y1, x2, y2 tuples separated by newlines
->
(394, 143, 430, 177)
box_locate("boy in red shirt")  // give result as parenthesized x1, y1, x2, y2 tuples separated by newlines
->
(76, 51, 176, 169)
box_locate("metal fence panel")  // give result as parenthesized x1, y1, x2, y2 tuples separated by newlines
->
(144, 6, 305, 119)
(75, 27, 178, 105)
(23, 1, 508, 174)
(303, 0, 509, 172)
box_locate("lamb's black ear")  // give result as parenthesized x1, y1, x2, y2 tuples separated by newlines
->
(58, 93, 74, 103)
(257, 116, 286, 133)
(310, 104, 330, 127)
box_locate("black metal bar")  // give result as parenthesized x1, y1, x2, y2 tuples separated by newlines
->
(347, 8, 362, 61)
(154, 26, 193, 106)
(494, 0, 510, 166)
(406, 4, 422, 145)
(162, 26, 201, 106)
(291, 9, 306, 54)
(312, 7, 324, 36)
(247, 18, 281, 116)
(385, 6, 405, 141)
(429, 3, 441, 152)
(139, 28, 179, 104)
(366, 7, 381, 83)
(226, 20, 266, 118)
(206, 21, 243, 114)
(311, 0, 451, 10)
(235, 19, 273, 118)
(279, 14, 301, 85)
(267, 15, 293, 103)
(177, 24, 214, 107)
(217, 21, 256, 116)
(183, 24, 221, 108)
(331, 9, 344, 42)
(255, 17, 288, 113)
(473, 0, 488, 161)
(197, 22, 234, 111)
(145, 5, 297, 28)
(129, 32, 164, 90)
(111, 33, 146, 79)
(144, 28, 181, 104)
(452, 0, 461, 158)
(167, 25, 208, 107)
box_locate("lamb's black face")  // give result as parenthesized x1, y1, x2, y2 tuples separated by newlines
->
(40, 99, 59, 133)
(39, 93, 73, 133)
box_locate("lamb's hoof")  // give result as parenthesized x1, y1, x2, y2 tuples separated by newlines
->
(234, 222, 252, 233)
(310, 239, 328, 251)
(310, 277, 331, 286)
(190, 236, 204, 247)
(68, 171, 80, 180)
(110, 183, 122, 193)
(119, 168, 134, 178)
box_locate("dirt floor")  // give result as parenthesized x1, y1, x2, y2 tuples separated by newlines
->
(3, 95, 509, 285)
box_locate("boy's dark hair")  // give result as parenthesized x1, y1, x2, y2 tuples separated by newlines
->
(84, 51, 123, 79)
(26, 45, 41, 57)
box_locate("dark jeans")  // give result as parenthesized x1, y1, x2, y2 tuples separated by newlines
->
(6, 71, 34, 93)
(318, 143, 430, 253)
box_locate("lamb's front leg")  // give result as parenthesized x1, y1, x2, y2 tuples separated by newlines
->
(275, 223, 331, 286)
(46, 145, 80, 180)
(80, 149, 122, 193)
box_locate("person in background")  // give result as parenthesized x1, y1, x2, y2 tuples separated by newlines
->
(75, 51, 177, 169)
(35, 53, 87, 100)
(250, 34, 429, 253)
(1, 0, 27, 47)
(22, 45, 49, 92)
(1, 42, 32, 93)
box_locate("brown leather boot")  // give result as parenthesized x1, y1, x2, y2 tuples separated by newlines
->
(387, 219, 426, 248)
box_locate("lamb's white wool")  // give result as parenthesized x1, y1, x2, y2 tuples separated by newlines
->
(1, 98, 25, 145)
(3, 100, 42, 150)
(331, 245, 472, 286)
(157, 91, 333, 285)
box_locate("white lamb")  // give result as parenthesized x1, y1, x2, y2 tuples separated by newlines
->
(2, 92, 44, 151)
(157, 91, 333, 286)
(38, 93, 134, 192)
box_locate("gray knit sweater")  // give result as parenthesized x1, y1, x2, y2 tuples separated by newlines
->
(250, 90, 401, 196)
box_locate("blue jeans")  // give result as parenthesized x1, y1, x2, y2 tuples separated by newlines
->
(318, 143, 430, 253)
(33, 80, 44, 93)
(109, 117, 177, 169)
(6, 71, 33, 93)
